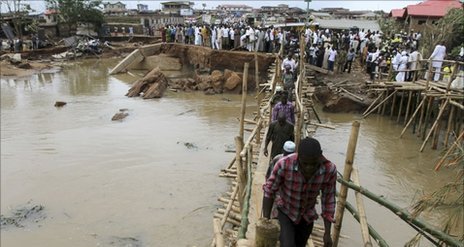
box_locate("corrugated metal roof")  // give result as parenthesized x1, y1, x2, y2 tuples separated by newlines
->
(390, 8, 406, 18)
(406, 0, 461, 17)
(314, 18, 380, 31)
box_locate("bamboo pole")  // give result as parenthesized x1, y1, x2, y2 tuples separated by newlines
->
(412, 92, 421, 134)
(390, 91, 397, 118)
(400, 94, 427, 138)
(215, 213, 241, 227)
(351, 169, 373, 247)
(363, 91, 384, 116)
(336, 178, 463, 247)
(333, 121, 361, 247)
(421, 96, 434, 140)
(234, 136, 245, 209)
(238, 146, 253, 239)
(396, 91, 405, 123)
(363, 90, 397, 118)
(435, 131, 464, 171)
(420, 99, 449, 152)
(444, 106, 455, 147)
(404, 91, 413, 125)
(417, 96, 428, 137)
(341, 196, 389, 247)
(431, 114, 442, 150)
(449, 100, 464, 110)
(239, 63, 249, 140)
(213, 218, 225, 247)
(255, 52, 259, 92)
(220, 183, 240, 230)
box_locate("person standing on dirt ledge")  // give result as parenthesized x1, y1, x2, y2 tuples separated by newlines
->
(262, 137, 337, 247)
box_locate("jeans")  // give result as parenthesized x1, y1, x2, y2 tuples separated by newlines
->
(328, 60, 334, 71)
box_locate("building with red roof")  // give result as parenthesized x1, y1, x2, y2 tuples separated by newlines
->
(389, 0, 462, 31)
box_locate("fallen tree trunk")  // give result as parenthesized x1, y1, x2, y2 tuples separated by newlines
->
(126, 67, 169, 99)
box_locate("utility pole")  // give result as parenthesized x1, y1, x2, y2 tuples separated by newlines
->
(304, 0, 311, 26)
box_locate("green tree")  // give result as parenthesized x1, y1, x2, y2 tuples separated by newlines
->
(45, 0, 104, 33)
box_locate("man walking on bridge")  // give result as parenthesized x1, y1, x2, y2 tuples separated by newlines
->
(263, 137, 337, 247)
(264, 112, 294, 159)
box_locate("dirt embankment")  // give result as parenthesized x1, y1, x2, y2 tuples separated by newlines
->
(312, 65, 376, 113)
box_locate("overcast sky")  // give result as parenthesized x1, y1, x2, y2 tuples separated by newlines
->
(1, 0, 423, 13)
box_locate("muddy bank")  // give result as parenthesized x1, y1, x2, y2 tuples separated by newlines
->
(311, 68, 374, 113)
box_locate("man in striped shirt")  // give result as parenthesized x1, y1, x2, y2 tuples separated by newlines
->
(263, 137, 337, 247)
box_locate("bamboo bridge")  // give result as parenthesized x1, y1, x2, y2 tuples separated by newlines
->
(211, 38, 463, 246)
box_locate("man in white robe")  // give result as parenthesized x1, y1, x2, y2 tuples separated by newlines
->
(429, 44, 446, 81)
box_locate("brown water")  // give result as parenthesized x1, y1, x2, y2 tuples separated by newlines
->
(1, 58, 459, 246)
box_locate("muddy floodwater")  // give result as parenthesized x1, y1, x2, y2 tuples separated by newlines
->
(1, 58, 459, 246)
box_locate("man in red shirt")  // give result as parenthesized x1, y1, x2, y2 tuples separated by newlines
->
(262, 137, 337, 247)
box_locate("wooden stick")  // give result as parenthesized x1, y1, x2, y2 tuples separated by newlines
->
(435, 131, 464, 171)
(363, 90, 397, 118)
(420, 99, 449, 152)
(311, 105, 322, 124)
(239, 63, 249, 140)
(397, 91, 405, 123)
(333, 121, 361, 247)
(362, 91, 384, 115)
(351, 169, 373, 247)
(417, 96, 428, 136)
(444, 106, 455, 147)
(220, 184, 240, 230)
(339, 87, 364, 101)
(214, 213, 241, 227)
(218, 208, 242, 222)
(308, 122, 336, 130)
(234, 137, 245, 209)
(404, 91, 413, 125)
(390, 91, 397, 118)
(449, 99, 464, 110)
(432, 112, 442, 150)
(421, 96, 434, 140)
(400, 96, 427, 138)
(213, 218, 225, 247)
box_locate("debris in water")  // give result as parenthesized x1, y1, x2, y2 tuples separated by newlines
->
(176, 109, 195, 116)
(1, 203, 46, 228)
(112, 112, 129, 121)
(108, 236, 142, 247)
(54, 101, 67, 107)
(177, 141, 198, 150)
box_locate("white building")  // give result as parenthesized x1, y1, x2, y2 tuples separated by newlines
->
(217, 4, 253, 13)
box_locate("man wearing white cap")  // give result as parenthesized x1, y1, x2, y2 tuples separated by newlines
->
(266, 141, 296, 179)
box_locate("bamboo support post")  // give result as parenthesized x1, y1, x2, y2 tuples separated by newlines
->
(403, 91, 413, 125)
(234, 136, 245, 209)
(340, 196, 389, 247)
(431, 114, 442, 150)
(435, 131, 464, 171)
(388, 62, 393, 80)
(420, 99, 449, 152)
(363, 90, 397, 118)
(449, 100, 464, 110)
(396, 91, 405, 123)
(412, 92, 421, 134)
(337, 178, 463, 247)
(333, 121, 361, 247)
(444, 106, 455, 147)
(238, 146, 253, 239)
(311, 105, 322, 124)
(363, 91, 384, 116)
(351, 169, 373, 247)
(390, 91, 397, 118)
(421, 96, 434, 140)
(220, 183, 240, 230)
(400, 95, 427, 138)
(215, 213, 241, 227)
(417, 96, 428, 137)
(239, 63, 249, 140)
(213, 218, 225, 247)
